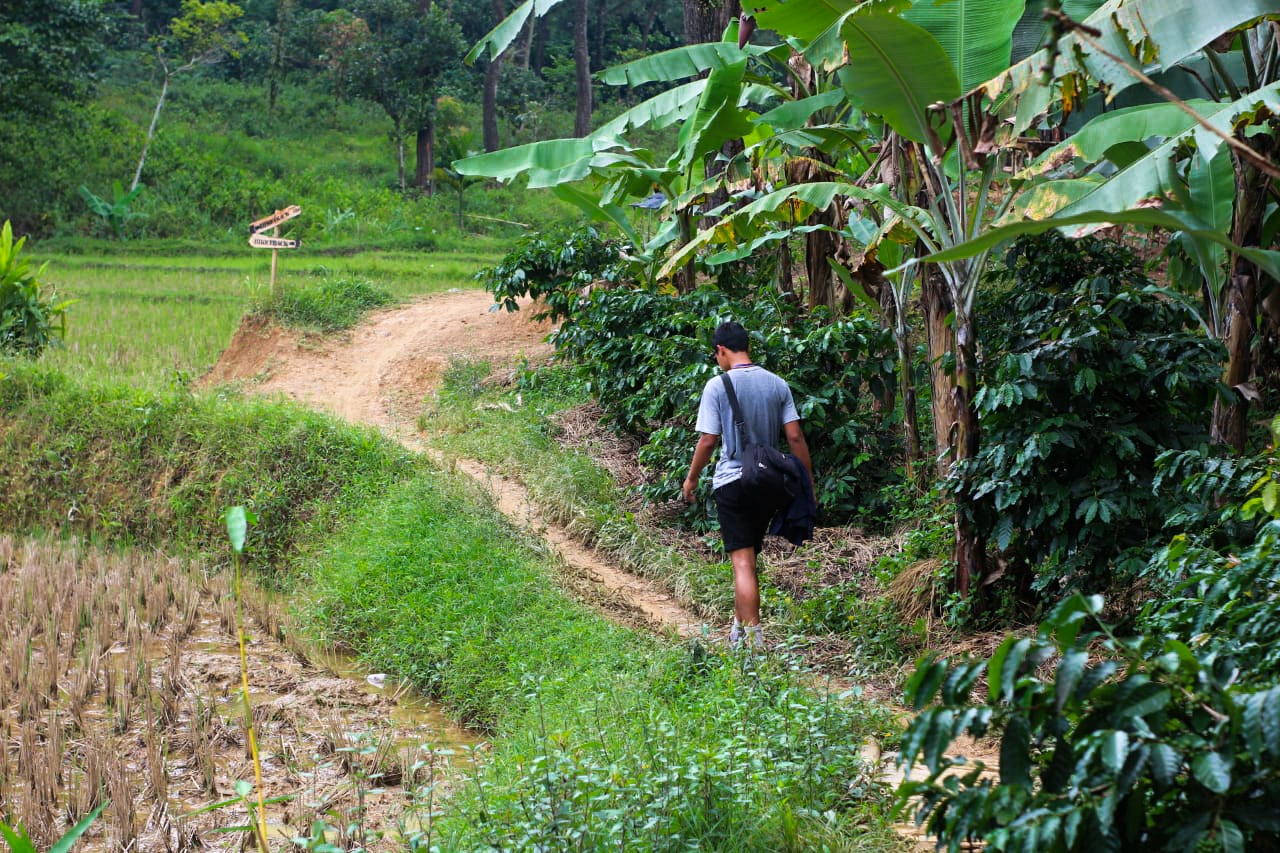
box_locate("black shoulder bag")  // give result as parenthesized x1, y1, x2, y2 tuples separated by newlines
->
(719, 372, 798, 500)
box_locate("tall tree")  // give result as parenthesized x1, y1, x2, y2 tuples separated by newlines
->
(482, 0, 507, 151)
(347, 0, 464, 193)
(133, 0, 245, 191)
(573, 0, 592, 136)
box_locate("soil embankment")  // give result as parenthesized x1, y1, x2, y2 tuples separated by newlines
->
(204, 291, 705, 638)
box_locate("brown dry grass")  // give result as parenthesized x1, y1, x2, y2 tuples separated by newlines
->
(0, 536, 471, 851)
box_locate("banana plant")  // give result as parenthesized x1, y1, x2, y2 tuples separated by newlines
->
(926, 2, 1280, 452)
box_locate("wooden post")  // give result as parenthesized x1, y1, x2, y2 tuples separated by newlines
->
(270, 224, 280, 299)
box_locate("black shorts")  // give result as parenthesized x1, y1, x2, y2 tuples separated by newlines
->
(714, 478, 785, 553)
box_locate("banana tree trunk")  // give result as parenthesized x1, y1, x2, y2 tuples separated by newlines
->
(921, 264, 956, 476)
(952, 304, 983, 598)
(1211, 153, 1273, 452)
(805, 214, 839, 313)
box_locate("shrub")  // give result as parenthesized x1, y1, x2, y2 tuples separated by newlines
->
(961, 233, 1223, 595)
(476, 224, 624, 322)
(0, 221, 72, 357)
(898, 432, 1280, 852)
(254, 275, 394, 331)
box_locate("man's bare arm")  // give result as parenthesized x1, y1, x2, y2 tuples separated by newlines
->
(683, 433, 720, 502)
(784, 421, 813, 482)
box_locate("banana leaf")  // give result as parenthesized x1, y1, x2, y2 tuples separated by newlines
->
(904, 0, 1026, 93)
(976, 0, 1280, 141)
(465, 0, 567, 64)
(1021, 99, 1216, 178)
(599, 41, 781, 87)
(837, 12, 961, 146)
(924, 207, 1280, 280)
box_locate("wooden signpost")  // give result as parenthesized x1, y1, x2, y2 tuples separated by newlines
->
(247, 205, 301, 296)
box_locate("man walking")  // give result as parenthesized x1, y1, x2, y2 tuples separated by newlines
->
(682, 321, 813, 648)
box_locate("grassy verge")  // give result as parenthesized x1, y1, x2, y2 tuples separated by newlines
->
(0, 363, 903, 850)
(424, 358, 734, 617)
(0, 361, 413, 569)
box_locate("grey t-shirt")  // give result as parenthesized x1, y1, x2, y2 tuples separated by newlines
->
(695, 365, 800, 490)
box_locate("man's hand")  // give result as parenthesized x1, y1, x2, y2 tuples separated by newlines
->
(682, 475, 698, 503)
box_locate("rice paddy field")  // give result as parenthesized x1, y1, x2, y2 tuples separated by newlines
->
(32, 248, 500, 389)
(0, 535, 472, 851)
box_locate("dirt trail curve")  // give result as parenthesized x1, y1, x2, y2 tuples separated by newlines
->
(203, 290, 704, 639)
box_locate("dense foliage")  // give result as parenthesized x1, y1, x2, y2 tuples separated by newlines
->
(550, 284, 898, 526)
(962, 233, 1224, 595)
(900, 424, 1280, 851)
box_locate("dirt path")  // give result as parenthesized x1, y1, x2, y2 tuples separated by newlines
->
(203, 292, 998, 850)
(203, 290, 705, 639)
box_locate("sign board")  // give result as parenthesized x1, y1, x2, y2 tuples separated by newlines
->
(248, 233, 299, 249)
(248, 205, 302, 234)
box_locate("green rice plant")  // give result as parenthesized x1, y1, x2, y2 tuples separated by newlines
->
(0, 801, 106, 853)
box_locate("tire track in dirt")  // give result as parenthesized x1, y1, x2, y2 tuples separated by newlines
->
(203, 290, 705, 640)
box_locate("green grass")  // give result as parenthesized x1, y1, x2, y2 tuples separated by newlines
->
(0, 361, 415, 569)
(28, 248, 500, 389)
(0, 362, 905, 851)
(425, 358, 734, 617)
(301, 471, 901, 852)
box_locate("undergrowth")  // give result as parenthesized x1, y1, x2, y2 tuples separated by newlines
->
(422, 357, 733, 616)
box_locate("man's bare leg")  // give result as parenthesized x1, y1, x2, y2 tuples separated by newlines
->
(730, 546, 760, 625)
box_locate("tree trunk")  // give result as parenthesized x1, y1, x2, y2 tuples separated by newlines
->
(573, 0, 592, 137)
(133, 69, 170, 192)
(686, 0, 727, 45)
(1211, 153, 1273, 452)
(920, 264, 956, 477)
(395, 118, 406, 191)
(482, 0, 505, 153)
(805, 217, 838, 312)
(516, 15, 534, 69)
(951, 305, 984, 598)
(130, 0, 142, 17)
(415, 120, 435, 195)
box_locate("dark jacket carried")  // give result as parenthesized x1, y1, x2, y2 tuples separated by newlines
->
(769, 460, 816, 547)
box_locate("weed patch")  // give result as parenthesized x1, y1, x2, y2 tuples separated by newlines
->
(253, 275, 395, 332)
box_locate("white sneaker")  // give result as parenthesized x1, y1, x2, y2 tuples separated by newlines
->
(728, 618, 744, 649)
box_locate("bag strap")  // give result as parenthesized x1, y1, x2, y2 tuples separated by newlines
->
(719, 372, 751, 458)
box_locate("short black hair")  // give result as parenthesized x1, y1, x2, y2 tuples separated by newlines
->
(712, 321, 749, 353)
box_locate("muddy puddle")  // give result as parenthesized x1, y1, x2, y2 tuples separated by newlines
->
(0, 535, 477, 851)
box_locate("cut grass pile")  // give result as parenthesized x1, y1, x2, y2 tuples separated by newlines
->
(0, 364, 903, 850)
